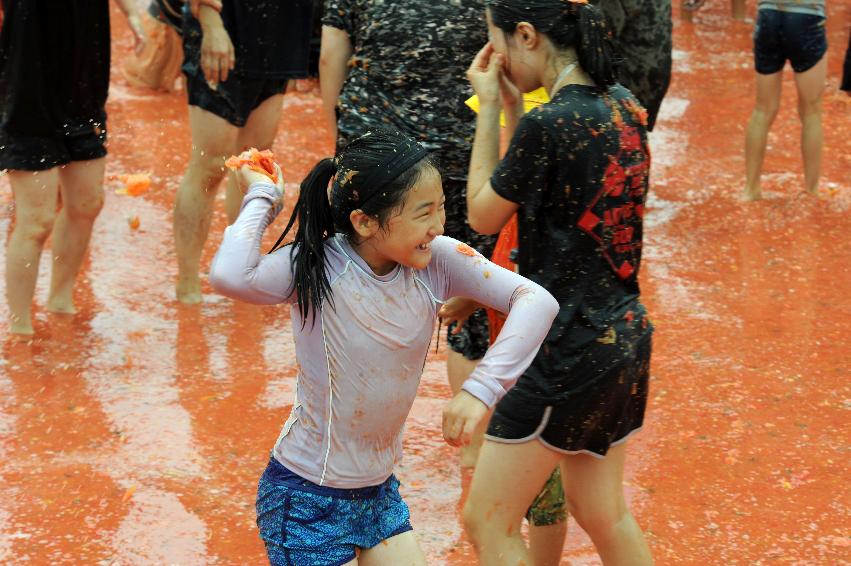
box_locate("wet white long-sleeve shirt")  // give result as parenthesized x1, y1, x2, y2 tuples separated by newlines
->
(210, 182, 559, 488)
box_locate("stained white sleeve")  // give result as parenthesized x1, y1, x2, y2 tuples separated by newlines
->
(431, 237, 559, 407)
(208, 181, 297, 305)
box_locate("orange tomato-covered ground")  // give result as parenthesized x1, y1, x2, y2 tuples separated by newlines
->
(0, 2, 849, 564)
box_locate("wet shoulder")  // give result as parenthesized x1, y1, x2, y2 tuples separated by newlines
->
(520, 86, 608, 137)
(531, 84, 648, 138)
(322, 236, 357, 280)
(420, 236, 484, 289)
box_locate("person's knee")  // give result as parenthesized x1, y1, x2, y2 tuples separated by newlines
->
(753, 100, 780, 122)
(567, 495, 628, 541)
(797, 97, 822, 120)
(461, 500, 482, 538)
(461, 499, 491, 548)
(186, 147, 231, 189)
(63, 190, 105, 222)
(18, 208, 58, 243)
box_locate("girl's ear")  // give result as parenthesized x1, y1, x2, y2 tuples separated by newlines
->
(515, 22, 538, 49)
(350, 209, 379, 239)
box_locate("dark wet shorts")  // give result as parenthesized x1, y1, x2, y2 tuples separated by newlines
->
(0, 114, 108, 172)
(182, 17, 288, 127)
(754, 9, 827, 74)
(256, 458, 413, 566)
(487, 330, 651, 457)
(442, 178, 497, 360)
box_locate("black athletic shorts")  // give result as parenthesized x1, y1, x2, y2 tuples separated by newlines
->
(754, 9, 827, 75)
(487, 321, 652, 457)
(0, 0, 110, 171)
(0, 114, 108, 172)
(182, 13, 288, 127)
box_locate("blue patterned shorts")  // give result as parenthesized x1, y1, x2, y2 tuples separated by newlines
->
(256, 458, 413, 566)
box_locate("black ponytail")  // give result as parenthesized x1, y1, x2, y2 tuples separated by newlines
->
(270, 130, 437, 328)
(270, 158, 337, 328)
(487, 0, 617, 89)
(575, 2, 616, 88)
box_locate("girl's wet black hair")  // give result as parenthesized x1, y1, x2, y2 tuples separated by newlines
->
(486, 0, 617, 89)
(269, 129, 437, 328)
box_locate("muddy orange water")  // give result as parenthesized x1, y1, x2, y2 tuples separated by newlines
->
(1, 2, 849, 564)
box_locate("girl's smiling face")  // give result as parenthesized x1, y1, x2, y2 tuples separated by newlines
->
(354, 166, 446, 274)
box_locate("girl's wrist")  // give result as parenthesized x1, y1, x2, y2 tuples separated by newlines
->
(477, 104, 501, 123)
(199, 0, 223, 13)
(198, 6, 224, 30)
(477, 95, 501, 108)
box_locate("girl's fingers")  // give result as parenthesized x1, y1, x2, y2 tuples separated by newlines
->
(461, 417, 478, 446)
(201, 54, 212, 83)
(442, 412, 461, 446)
(471, 42, 494, 71)
(487, 51, 502, 75)
(449, 420, 462, 445)
(274, 164, 285, 191)
(219, 55, 228, 83)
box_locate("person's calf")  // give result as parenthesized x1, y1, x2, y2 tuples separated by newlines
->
(173, 156, 231, 304)
(571, 505, 651, 564)
(528, 520, 568, 566)
(6, 213, 57, 334)
(797, 110, 823, 195)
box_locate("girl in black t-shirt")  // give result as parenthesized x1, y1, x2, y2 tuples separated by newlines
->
(440, 1, 654, 563)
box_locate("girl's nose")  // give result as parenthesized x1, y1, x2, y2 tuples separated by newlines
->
(431, 219, 445, 236)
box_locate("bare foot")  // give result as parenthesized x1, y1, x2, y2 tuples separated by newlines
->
(46, 295, 77, 315)
(176, 280, 204, 304)
(9, 315, 34, 336)
(742, 188, 762, 201)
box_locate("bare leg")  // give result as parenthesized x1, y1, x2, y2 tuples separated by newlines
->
(47, 158, 106, 314)
(5, 169, 60, 334)
(225, 93, 285, 223)
(560, 443, 652, 565)
(463, 439, 562, 565)
(793, 57, 826, 195)
(447, 350, 487, 467)
(358, 530, 427, 566)
(731, 0, 746, 21)
(173, 106, 239, 303)
(744, 70, 782, 200)
(528, 521, 568, 566)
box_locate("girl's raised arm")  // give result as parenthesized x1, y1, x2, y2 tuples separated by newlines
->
(432, 237, 559, 409)
(209, 181, 296, 305)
